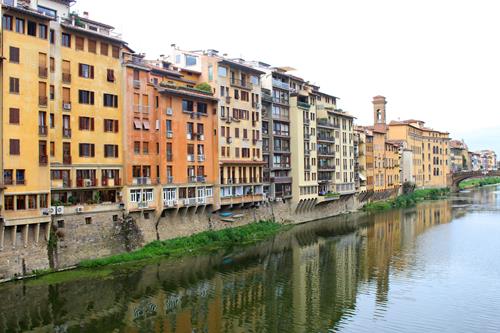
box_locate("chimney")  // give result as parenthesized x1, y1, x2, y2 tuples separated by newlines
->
(83, 11, 89, 18)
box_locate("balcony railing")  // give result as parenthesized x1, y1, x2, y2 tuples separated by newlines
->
(167, 153, 173, 162)
(272, 79, 290, 90)
(272, 163, 291, 169)
(102, 178, 121, 186)
(38, 125, 48, 136)
(133, 177, 151, 185)
(297, 101, 311, 109)
(76, 178, 97, 187)
(63, 155, 72, 164)
(62, 73, 71, 83)
(39, 155, 48, 165)
(39, 66, 48, 78)
(63, 128, 72, 138)
(317, 133, 335, 142)
(272, 113, 290, 121)
(39, 96, 48, 107)
(318, 149, 335, 156)
(319, 164, 336, 170)
(197, 154, 205, 162)
(230, 78, 253, 90)
(317, 119, 336, 128)
(272, 97, 289, 105)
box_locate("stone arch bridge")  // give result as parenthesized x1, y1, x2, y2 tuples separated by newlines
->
(448, 170, 500, 192)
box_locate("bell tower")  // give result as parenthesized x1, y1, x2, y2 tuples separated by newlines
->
(373, 95, 387, 130)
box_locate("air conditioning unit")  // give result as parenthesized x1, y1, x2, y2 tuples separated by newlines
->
(56, 206, 64, 215)
(49, 206, 56, 215)
(63, 103, 71, 110)
(155, 120, 160, 130)
(183, 198, 190, 205)
(167, 131, 173, 138)
(198, 134, 205, 140)
(187, 133, 192, 140)
(166, 107, 173, 115)
(42, 208, 50, 216)
(172, 199, 179, 206)
(76, 206, 84, 213)
(84, 179, 92, 187)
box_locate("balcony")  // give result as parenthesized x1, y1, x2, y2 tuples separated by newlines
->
(62, 101, 72, 111)
(272, 79, 290, 90)
(133, 105, 150, 114)
(39, 155, 48, 166)
(167, 176, 174, 184)
(318, 164, 336, 171)
(102, 178, 121, 187)
(62, 73, 71, 84)
(62, 15, 123, 40)
(262, 93, 273, 104)
(317, 133, 335, 142)
(39, 66, 48, 79)
(297, 101, 310, 109)
(275, 191, 292, 198)
(272, 163, 291, 170)
(63, 155, 72, 164)
(272, 97, 289, 105)
(63, 128, 72, 138)
(318, 149, 335, 156)
(230, 78, 253, 90)
(270, 176, 292, 184)
(38, 125, 48, 136)
(167, 153, 173, 162)
(317, 119, 336, 129)
(273, 131, 290, 137)
(51, 178, 72, 189)
(133, 177, 151, 185)
(39, 96, 48, 107)
(272, 113, 290, 122)
(77, 178, 97, 187)
(304, 132, 310, 140)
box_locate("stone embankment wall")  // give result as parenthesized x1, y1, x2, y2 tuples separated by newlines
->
(0, 189, 396, 281)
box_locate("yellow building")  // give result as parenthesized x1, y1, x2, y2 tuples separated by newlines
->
(1, 1, 124, 248)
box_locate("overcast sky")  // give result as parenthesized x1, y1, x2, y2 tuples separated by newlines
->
(76, 0, 500, 153)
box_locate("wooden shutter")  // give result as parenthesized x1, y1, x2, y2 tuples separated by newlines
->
(76, 36, 84, 50)
(114, 145, 118, 158)
(78, 63, 82, 77)
(38, 52, 46, 67)
(9, 108, 19, 124)
(90, 118, 94, 131)
(10, 139, 19, 155)
(114, 120, 119, 133)
(90, 65, 94, 79)
(63, 87, 70, 103)
(90, 144, 95, 157)
(90, 92, 94, 105)
(62, 60, 70, 74)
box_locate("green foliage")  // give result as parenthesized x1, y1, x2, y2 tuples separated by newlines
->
(79, 221, 282, 268)
(194, 82, 212, 93)
(325, 192, 340, 198)
(459, 177, 500, 190)
(363, 188, 449, 213)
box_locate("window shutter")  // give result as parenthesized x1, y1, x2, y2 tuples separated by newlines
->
(114, 120, 119, 132)
(78, 64, 82, 77)
(90, 118, 94, 131)
(91, 144, 95, 157)
(114, 146, 118, 158)
(90, 66, 94, 79)
(90, 92, 94, 105)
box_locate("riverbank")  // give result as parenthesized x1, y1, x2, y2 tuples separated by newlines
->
(80, 220, 285, 268)
(363, 188, 449, 212)
(459, 176, 500, 190)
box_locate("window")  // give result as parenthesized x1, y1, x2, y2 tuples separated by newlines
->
(78, 90, 95, 104)
(78, 117, 94, 131)
(9, 46, 19, 63)
(16, 195, 26, 210)
(103, 94, 118, 107)
(112, 45, 120, 58)
(197, 102, 207, 114)
(36, 23, 47, 39)
(218, 66, 227, 77)
(15, 18, 24, 34)
(62, 33, 71, 47)
(9, 77, 19, 94)
(27, 21, 36, 36)
(50, 85, 55, 100)
(88, 39, 97, 53)
(208, 65, 213, 81)
(37, 6, 57, 18)
(104, 144, 119, 158)
(16, 170, 25, 184)
(107, 69, 115, 82)
(134, 141, 140, 154)
(40, 194, 48, 208)
(185, 54, 197, 66)
(50, 113, 54, 128)
(9, 108, 19, 124)
(2, 15, 13, 30)
(50, 141, 55, 156)
(113, 215, 118, 222)
(50, 29, 55, 44)
(100, 42, 109, 55)
(104, 119, 119, 132)
(75, 36, 84, 50)
(182, 99, 194, 112)
(4, 196, 14, 210)
(85, 217, 92, 224)
(4, 170, 13, 185)
(9, 139, 20, 155)
(79, 143, 95, 157)
(28, 195, 37, 209)
(78, 63, 94, 79)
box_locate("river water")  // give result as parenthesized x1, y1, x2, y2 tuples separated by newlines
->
(1, 186, 499, 333)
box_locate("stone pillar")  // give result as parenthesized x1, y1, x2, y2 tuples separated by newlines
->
(12, 225, 17, 249)
(0, 225, 4, 250)
(35, 223, 40, 244)
(24, 224, 29, 248)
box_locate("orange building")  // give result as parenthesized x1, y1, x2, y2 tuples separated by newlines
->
(122, 53, 218, 214)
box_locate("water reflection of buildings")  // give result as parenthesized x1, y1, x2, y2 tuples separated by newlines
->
(0, 200, 455, 332)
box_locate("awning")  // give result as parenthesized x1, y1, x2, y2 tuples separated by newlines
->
(359, 173, 366, 181)
(133, 119, 141, 129)
(142, 120, 150, 130)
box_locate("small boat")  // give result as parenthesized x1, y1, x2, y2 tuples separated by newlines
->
(232, 214, 244, 218)
(221, 218, 235, 223)
(219, 212, 233, 217)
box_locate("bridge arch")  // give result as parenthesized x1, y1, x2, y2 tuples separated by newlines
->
(449, 170, 500, 192)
